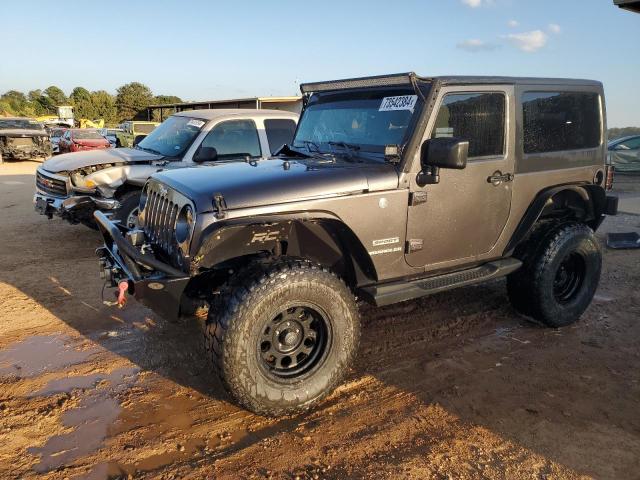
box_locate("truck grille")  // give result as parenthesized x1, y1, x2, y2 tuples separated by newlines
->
(142, 185, 180, 253)
(36, 170, 67, 197)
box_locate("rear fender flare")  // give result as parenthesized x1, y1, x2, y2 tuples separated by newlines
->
(504, 184, 606, 256)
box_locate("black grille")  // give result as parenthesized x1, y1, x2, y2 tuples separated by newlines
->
(142, 185, 179, 253)
(36, 170, 67, 197)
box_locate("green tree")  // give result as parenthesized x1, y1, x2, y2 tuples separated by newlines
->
(43, 86, 68, 106)
(0, 90, 29, 114)
(27, 89, 48, 115)
(91, 90, 118, 126)
(115, 82, 153, 122)
(70, 86, 96, 120)
(0, 90, 40, 117)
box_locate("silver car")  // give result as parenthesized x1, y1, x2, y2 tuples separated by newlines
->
(34, 109, 298, 228)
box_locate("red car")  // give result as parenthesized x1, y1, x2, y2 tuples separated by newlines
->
(58, 129, 111, 153)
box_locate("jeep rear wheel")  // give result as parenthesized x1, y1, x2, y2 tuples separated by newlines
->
(507, 222, 602, 327)
(204, 259, 360, 416)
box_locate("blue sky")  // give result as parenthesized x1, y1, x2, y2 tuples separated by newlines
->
(1, 0, 638, 126)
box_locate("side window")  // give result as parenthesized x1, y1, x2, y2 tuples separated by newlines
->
(431, 92, 505, 158)
(201, 120, 261, 158)
(522, 91, 600, 154)
(264, 119, 297, 154)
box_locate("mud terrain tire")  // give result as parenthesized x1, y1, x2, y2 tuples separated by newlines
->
(507, 222, 602, 327)
(204, 259, 360, 416)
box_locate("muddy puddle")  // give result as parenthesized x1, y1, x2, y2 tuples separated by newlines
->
(27, 365, 141, 473)
(0, 334, 98, 378)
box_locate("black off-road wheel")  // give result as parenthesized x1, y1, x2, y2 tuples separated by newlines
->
(113, 191, 141, 229)
(507, 222, 602, 327)
(204, 259, 360, 416)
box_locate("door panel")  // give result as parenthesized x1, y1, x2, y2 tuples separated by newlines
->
(405, 85, 514, 269)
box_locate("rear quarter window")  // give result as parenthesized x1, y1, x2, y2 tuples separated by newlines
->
(522, 91, 601, 153)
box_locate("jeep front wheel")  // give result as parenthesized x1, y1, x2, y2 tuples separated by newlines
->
(507, 223, 602, 327)
(204, 259, 360, 416)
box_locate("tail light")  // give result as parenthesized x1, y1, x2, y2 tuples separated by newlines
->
(605, 165, 615, 191)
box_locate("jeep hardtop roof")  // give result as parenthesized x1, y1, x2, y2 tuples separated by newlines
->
(172, 109, 299, 121)
(300, 72, 602, 93)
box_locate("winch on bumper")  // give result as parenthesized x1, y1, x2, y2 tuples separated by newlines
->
(94, 210, 189, 321)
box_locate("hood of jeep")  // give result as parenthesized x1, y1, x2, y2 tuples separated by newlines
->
(152, 158, 399, 213)
(42, 148, 163, 173)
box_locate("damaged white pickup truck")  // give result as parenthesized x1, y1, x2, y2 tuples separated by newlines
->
(34, 109, 298, 228)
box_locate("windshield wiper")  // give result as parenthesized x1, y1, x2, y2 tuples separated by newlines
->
(290, 141, 334, 161)
(294, 140, 321, 153)
(328, 141, 362, 162)
(136, 145, 164, 156)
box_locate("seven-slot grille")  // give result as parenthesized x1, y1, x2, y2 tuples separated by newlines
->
(36, 170, 67, 197)
(142, 184, 180, 253)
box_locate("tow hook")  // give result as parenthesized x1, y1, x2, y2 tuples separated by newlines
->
(117, 281, 129, 308)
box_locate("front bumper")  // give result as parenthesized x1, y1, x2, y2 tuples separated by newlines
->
(34, 191, 120, 222)
(94, 210, 189, 321)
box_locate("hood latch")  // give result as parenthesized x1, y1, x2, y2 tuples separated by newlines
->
(213, 193, 227, 219)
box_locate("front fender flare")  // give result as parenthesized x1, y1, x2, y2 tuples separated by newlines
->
(190, 212, 377, 287)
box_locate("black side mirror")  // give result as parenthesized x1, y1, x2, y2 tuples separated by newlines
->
(193, 146, 218, 163)
(417, 137, 469, 185)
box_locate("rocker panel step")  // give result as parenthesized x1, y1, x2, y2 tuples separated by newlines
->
(359, 258, 522, 307)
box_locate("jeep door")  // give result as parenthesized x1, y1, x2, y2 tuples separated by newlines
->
(405, 85, 515, 270)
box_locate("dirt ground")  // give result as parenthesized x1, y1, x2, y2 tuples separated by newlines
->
(0, 161, 639, 480)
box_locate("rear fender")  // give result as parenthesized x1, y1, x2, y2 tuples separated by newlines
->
(504, 184, 606, 256)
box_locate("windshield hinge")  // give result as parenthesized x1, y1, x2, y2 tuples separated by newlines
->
(213, 193, 227, 219)
(409, 191, 427, 206)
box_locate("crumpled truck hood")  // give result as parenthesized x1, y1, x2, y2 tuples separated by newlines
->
(152, 158, 399, 213)
(0, 129, 49, 138)
(42, 148, 163, 173)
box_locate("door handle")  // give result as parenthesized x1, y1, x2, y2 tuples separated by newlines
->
(487, 171, 513, 186)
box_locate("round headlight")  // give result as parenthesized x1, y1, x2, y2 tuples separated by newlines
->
(175, 205, 194, 244)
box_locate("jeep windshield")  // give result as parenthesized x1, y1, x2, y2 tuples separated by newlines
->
(137, 116, 204, 157)
(292, 88, 423, 162)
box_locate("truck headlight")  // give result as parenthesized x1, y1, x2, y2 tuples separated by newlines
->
(70, 172, 97, 189)
(175, 205, 194, 244)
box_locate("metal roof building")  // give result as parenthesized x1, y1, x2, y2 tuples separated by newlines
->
(146, 96, 302, 121)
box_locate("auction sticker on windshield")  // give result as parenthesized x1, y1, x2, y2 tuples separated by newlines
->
(187, 119, 205, 128)
(379, 95, 418, 112)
